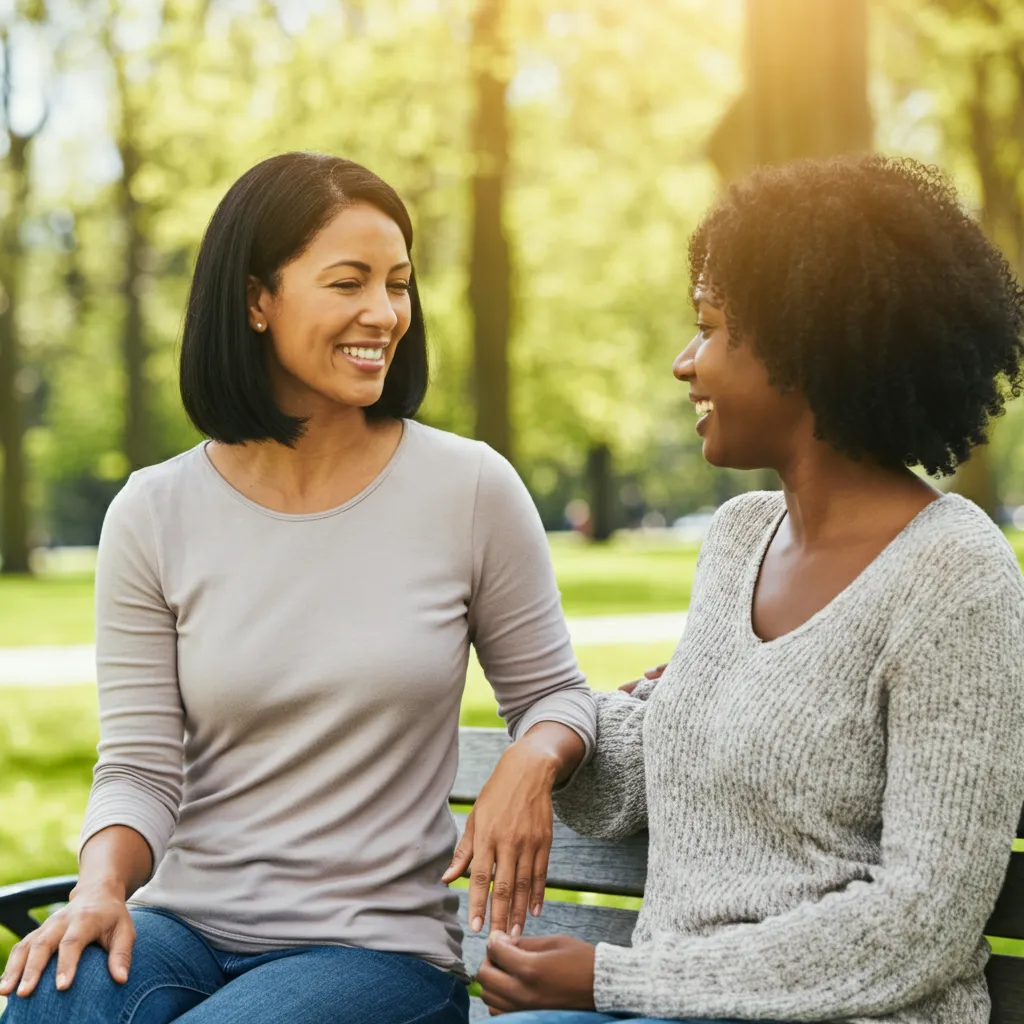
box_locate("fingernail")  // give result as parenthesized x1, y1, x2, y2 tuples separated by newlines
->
(57, 973, 67, 990)
(511, 923, 522, 938)
(17, 981, 29, 996)
(471, 916, 483, 932)
(532, 903, 542, 917)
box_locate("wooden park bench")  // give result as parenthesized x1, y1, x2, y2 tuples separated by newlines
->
(1, 726, 1022, 1022)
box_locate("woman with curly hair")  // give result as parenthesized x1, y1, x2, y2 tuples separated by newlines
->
(478, 155, 1024, 1023)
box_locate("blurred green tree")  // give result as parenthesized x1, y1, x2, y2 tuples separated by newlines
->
(0, 0, 57, 574)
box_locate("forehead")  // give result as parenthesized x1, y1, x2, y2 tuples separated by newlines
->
(305, 202, 409, 263)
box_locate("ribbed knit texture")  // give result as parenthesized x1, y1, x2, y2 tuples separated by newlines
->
(555, 491, 1024, 1023)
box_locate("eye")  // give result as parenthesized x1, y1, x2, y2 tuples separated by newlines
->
(330, 280, 361, 292)
(696, 320, 715, 339)
(388, 281, 411, 294)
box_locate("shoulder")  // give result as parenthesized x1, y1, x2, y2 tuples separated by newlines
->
(405, 420, 523, 495)
(102, 445, 206, 531)
(898, 494, 1024, 607)
(713, 490, 786, 531)
(699, 490, 785, 559)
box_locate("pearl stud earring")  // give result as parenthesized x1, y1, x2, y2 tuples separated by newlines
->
(255, 322, 265, 331)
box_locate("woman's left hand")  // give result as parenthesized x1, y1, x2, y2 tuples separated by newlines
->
(477, 931, 597, 1014)
(442, 722, 584, 938)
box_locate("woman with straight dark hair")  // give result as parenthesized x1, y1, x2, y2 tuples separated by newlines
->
(0, 152, 596, 1024)
(479, 156, 1024, 1023)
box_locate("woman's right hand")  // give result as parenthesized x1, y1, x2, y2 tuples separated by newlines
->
(618, 662, 667, 695)
(0, 882, 135, 997)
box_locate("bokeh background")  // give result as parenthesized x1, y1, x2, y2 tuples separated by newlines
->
(2, 0, 1024, 972)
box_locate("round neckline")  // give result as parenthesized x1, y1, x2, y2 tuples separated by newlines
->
(199, 419, 412, 522)
(743, 491, 955, 647)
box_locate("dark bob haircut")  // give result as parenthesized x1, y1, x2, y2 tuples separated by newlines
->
(180, 152, 428, 445)
(689, 155, 1024, 476)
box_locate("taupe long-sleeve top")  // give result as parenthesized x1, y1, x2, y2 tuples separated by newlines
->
(555, 491, 1024, 1024)
(81, 419, 596, 975)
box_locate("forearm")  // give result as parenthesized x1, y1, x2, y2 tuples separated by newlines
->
(553, 690, 649, 840)
(517, 721, 586, 785)
(77, 825, 153, 901)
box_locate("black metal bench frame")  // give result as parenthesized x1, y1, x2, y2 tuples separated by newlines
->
(2, 727, 1022, 1022)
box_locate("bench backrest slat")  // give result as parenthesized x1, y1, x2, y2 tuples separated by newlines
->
(456, 891, 639, 977)
(987, 955, 1024, 1024)
(452, 812, 647, 897)
(987, 853, 1024, 941)
(450, 728, 509, 803)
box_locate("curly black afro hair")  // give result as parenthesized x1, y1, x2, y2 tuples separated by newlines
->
(688, 154, 1024, 476)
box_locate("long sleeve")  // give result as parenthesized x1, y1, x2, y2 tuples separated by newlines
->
(552, 678, 657, 840)
(593, 587, 1024, 1021)
(80, 475, 184, 873)
(468, 446, 596, 758)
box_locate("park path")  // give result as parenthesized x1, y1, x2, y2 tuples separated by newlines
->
(0, 611, 688, 687)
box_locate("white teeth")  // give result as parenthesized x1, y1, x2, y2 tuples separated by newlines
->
(341, 346, 385, 361)
(695, 400, 715, 417)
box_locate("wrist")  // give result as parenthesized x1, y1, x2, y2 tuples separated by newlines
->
(73, 875, 128, 902)
(512, 735, 566, 786)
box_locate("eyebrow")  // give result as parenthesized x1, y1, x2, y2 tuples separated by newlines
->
(321, 260, 412, 274)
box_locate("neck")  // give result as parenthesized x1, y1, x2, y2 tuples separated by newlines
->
(774, 442, 939, 547)
(231, 405, 386, 498)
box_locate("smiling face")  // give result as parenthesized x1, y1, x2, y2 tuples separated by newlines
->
(674, 291, 814, 470)
(248, 202, 413, 418)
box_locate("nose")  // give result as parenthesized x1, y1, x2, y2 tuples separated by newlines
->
(673, 335, 699, 381)
(360, 282, 399, 333)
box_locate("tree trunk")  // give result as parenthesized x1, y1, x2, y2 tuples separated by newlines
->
(710, 0, 871, 178)
(468, 0, 513, 463)
(0, 132, 32, 574)
(117, 135, 151, 472)
(950, 53, 1023, 519)
(586, 442, 615, 542)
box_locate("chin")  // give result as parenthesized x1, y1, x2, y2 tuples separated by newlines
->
(701, 439, 763, 472)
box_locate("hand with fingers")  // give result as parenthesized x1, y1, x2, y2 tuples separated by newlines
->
(477, 930, 596, 1015)
(442, 722, 585, 939)
(0, 882, 135, 999)
(618, 661, 668, 696)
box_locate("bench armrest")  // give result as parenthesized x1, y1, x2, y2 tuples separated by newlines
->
(0, 876, 77, 939)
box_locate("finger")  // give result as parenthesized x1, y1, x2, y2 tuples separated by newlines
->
(443, 819, 474, 883)
(15, 927, 62, 997)
(488, 848, 518, 935)
(477, 956, 528, 1011)
(486, 930, 536, 977)
(55, 921, 92, 991)
(644, 663, 668, 679)
(529, 843, 550, 921)
(105, 915, 135, 984)
(467, 839, 495, 934)
(508, 847, 536, 939)
(618, 679, 640, 694)
(515, 933, 566, 952)
(0, 938, 31, 995)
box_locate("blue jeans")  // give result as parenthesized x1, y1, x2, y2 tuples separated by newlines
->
(1, 907, 469, 1023)
(497, 1015, 749, 1023)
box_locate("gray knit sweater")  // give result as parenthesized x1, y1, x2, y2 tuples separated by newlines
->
(555, 491, 1024, 1023)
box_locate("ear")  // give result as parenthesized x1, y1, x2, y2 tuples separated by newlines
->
(247, 275, 272, 334)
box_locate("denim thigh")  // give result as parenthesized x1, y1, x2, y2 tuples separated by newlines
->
(0, 907, 222, 1024)
(175, 944, 469, 1024)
